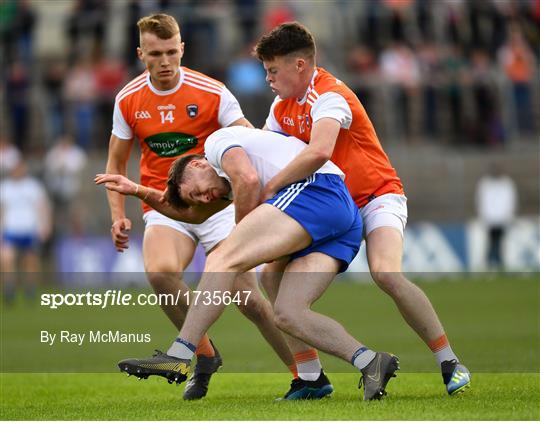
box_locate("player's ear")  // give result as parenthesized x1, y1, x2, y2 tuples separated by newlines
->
(296, 57, 306, 72)
(179, 41, 185, 59)
(189, 159, 204, 169)
(136, 47, 143, 61)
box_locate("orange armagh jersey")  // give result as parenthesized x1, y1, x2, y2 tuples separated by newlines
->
(267, 67, 404, 208)
(112, 67, 244, 213)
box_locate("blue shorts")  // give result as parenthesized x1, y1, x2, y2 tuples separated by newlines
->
(2, 232, 40, 252)
(266, 173, 362, 273)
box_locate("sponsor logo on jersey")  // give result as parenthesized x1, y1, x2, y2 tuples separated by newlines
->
(135, 110, 152, 119)
(144, 132, 199, 157)
(282, 116, 294, 126)
(157, 104, 176, 111)
(186, 104, 198, 118)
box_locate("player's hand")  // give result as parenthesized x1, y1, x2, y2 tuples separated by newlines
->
(110, 217, 132, 252)
(95, 174, 138, 196)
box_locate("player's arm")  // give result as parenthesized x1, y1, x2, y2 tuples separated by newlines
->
(228, 117, 254, 129)
(261, 118, 340, 200)
(221, 147, 261, 223)
(95, 174, 230, 224)
(105, 134, 134, 251)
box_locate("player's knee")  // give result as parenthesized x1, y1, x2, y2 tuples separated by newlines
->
(146, 269, 183, 294)
(236, 295, 266, 322)
(206, 249, 247, 273)
(273, 304, 302, 336)
(370, 268, 406, 297)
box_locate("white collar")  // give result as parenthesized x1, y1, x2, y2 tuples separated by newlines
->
(147, 67, 184, 96)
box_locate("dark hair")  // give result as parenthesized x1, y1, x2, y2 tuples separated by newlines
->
(253, 22, 316, 62)
(165, 154, 205, 209)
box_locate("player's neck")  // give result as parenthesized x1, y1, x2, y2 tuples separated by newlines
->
(220, 178, 232, 199)
(150, 71, 181, 91)
(295, 67, 317, 100)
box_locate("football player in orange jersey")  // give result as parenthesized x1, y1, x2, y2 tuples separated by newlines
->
(253, 22, 470, 396)
(104, 13, 295, 400)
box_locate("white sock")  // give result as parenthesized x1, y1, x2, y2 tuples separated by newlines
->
(167, 337, 196, 360)
(434, 346, 458, 366)
(297, 358, 322, 381)
(352, 347, 377, 371)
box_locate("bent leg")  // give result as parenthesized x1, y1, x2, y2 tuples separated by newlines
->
(178, 204, 312, 346)
(274, 253, 364, 362)
(233, 270, 294, 367)
(143, 225, 196, 331)
(261, 259, 323, 368)
(367, 227, 445, 345)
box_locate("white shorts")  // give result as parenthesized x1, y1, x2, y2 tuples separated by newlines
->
(360, 194, 408, 238)
(143, 205, 236, 253)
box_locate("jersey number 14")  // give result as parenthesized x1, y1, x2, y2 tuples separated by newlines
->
(160, 111, 175, 124)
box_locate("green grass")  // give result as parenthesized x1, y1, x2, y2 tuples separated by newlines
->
(1, 372, 539, 420)
(1, 275, 539, 419)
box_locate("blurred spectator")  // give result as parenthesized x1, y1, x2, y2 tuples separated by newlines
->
(65, 0, 108, 63)
(179, 1, 227, 72)
(0, 136, 21, 177)
(63, 56, 98, 149)
(442, 0, 468, 46)
(469, 50, 504, 147)
(475, 163, 518, 270)
(440, 44, 468, 144)
(94, 54, 127, 145)
(346, 44, 379, 116)
(42, 59, 67, 144)
(5, 61, 31, 152)
(44, 135, 87, 238)
(227, 49, 266, 96)
(0, 160, 51, 303)
(417, 42, 444, 140)
(262, 2, 295, 32)
(498, 25, 537, 136)
(380, 42, 421, 142)
(383, 0, 414, 43)
(234, 0, 260, 45)
(226, 47, 268, 126)
(0, 0, 36, 65)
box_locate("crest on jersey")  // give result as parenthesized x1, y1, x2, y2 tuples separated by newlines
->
(186, 104, 198, 118)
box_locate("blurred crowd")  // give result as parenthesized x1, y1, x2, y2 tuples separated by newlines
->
(0, 0, 539, 277)
(1, 0, 538, 154)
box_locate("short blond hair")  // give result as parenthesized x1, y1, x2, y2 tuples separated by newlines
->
(137, 13, 180, 39)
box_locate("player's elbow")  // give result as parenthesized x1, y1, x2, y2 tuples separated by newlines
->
(311, 147, 333, 163)
(239, 172, 261, 190)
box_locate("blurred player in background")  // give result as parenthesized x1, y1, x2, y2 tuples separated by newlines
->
(254, 22, 470, 395)
(0, 160, 51, 304)
(105, 13, 295, 400)
(475, 162, 518, 270)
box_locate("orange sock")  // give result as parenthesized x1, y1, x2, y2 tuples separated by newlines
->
(195, 334, 215, 357)
(288, 363, 298, 379)
(293, 348, 321, 381)
(294, 348, 319, 364)
(428, 334, 449, 353)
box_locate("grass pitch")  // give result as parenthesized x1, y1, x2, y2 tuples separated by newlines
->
(1, 275, 539, 419)
(1, 372, 539, 420)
